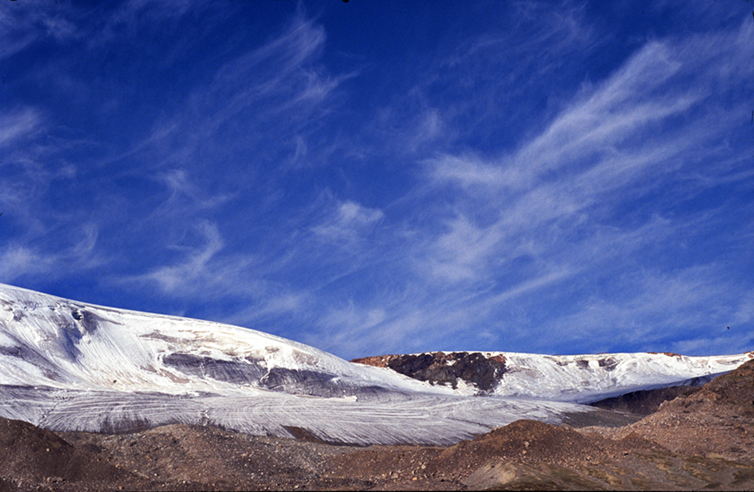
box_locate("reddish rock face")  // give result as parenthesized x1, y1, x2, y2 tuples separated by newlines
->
(647, 352, 683, 357)
(352, 352, 507, 392)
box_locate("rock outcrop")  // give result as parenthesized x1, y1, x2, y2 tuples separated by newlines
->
(352, 352, 507, 392)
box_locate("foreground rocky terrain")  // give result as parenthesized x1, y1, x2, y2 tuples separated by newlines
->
(2, 359, 753, 491)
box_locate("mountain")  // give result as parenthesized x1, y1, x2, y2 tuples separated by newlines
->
(0, 282, 749, 446)
(5, 360, 754, 491)
(351, 350, 748, 402)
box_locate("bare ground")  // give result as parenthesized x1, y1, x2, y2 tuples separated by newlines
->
(2, 360, 754, 491)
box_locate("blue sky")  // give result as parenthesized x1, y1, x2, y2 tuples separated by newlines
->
(2, 0, 753, 359)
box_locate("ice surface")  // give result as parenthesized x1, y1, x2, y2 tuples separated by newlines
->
(0, 283, 750, 445)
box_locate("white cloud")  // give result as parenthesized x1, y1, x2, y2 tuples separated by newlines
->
(0, 246, 47, 282)
(132, 13, 353, 189)
(103, 0, 204, 37)
(311, 200, 384, 243)
(423, 213, 502, 283)
(0, 1, 84, 61)
(4, 4, 752, 361)
(121, 218, 282, 307)
(224, 291, 313, 328)
(0, 109, 41, 148)
(135, 220, 224, 293)
(297, 20, 754, 358)
(41, 15, 77, 41)
(155, 169, 234, 212)
(0, 225, 100, 284)
(534, 264, 754, 354)
(415, 21, 754, 293)
(0, 5, 40, 60)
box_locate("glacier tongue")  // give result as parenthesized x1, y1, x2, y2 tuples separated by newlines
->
(0, 385, 585, 446)
(0, 282, 750, 446)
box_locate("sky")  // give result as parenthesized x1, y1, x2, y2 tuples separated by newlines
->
(1, 0, 753, 360)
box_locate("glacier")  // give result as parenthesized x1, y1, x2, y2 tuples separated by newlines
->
(0, 283, 750, 445)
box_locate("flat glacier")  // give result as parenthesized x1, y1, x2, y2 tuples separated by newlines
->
(0, 283, 750, 445)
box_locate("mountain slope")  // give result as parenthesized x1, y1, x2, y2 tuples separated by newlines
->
(0, 283, 749, 445)
(352, 351, 749, 402)
(0, 283, 426, 396)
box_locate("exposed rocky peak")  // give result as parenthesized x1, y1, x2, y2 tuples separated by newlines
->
(647, 352, 683, 357)
(351, 352, 507, 392)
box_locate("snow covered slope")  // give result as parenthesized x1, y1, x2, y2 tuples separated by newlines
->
(488, 351, 747, 402)
(0, 283, 432, 396)
(353, 351, 750, 403)
(0, 283, 749, 445)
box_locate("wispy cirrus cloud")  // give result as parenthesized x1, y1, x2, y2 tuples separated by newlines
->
(109, 13, 357, 288)
(304, 18, 754, 357)
(140, 14, 353, 177)
(420, 22, 753, 276)
(374, 0, 599, 157)
(0, 109, 42, 148)
(3, 1, 753, 361)
(0, 2, 79, 60)
(0, 225, 100, 284)
(311, 200, 384, 244)
(132, 220, 225, 294)
(544, 265, 754, 354)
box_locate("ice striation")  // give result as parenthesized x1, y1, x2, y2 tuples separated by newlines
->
(0, 283, 750, 445)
